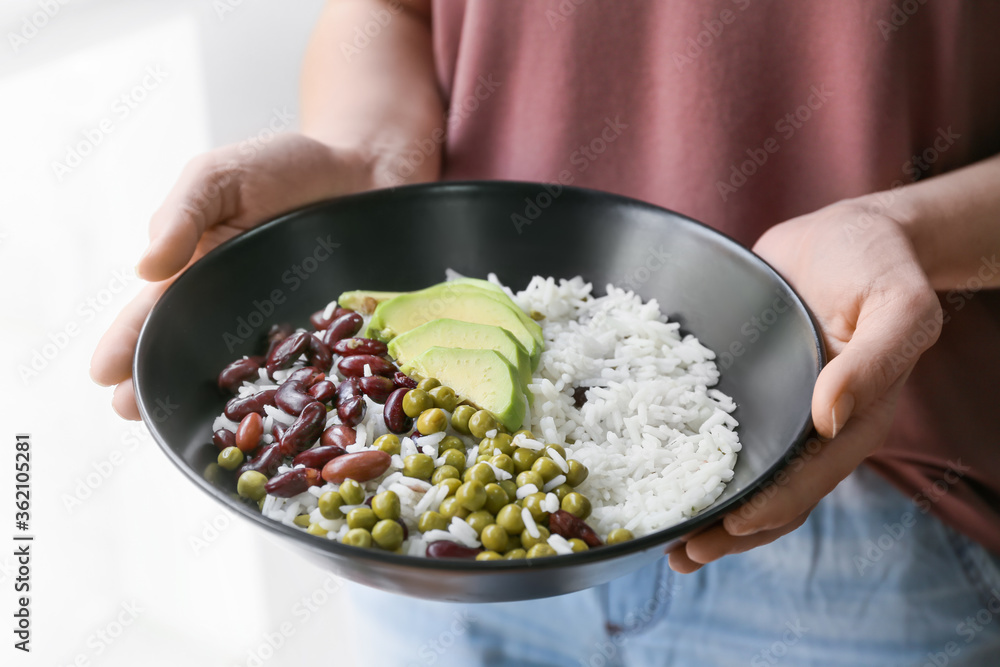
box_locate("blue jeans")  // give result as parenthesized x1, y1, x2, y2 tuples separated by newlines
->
(348, 466, 1000, 666)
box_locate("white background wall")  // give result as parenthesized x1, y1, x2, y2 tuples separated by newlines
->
(0, 1, 370, 665)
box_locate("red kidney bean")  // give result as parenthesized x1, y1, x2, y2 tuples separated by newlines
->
(292, 445, 346, 469)
(309, 380, 337, 403)
(548, 510, 603, 547)
(271, 422, 286, 442)
(382, 388, 412, 434)
(217, 356, 264, 393)
(337, 379, 366, 427)
(213, 429, 236, 450)
(319, 312, 363, 345)
(224, 389, 277, 421)
(359, 375, 395, 403)
(363, 495, 373, 507)
(286, 367, 324, 386)
(264, 323, 295, 357)
(425, 541, 481, 559)
(275, 380, 316, 416)
(238, 443, 283, 477)
(321, 450, 391, 484)
(266, 332, 311, 377)
(279, 402, 327, 456)
(310, 307, 352, 330)
(235, 413, 264, 453)
(396, 518, 409, 541)
(264, 468, 323, 498)
(392, 371, 418, 389)
(321, 424, 357, 449)
(307, 336, 334, 371)
(332, 337, 389, 357)
(337, 354, 397, 378)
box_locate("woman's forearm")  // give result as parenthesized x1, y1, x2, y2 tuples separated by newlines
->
(300, 0, 443, 187)
(884, 152, 1000, 291)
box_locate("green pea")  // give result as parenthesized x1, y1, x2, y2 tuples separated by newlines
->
(545, 443, 566, 459)
(237, 471, 267, 501)
(306, 523, 328, 537)
(512, 447, 541, 473)
(513, 429, 534, 440)
(561, 492, 592, 519)
(531, 457, 562, 483)
(428, 385, 459, 412)
(451, 405, 476, 435)
(347, 507, 378, 531)
(490, 454, 515, 476)
(373, 434, 401, 455)
(416, 377, 440, 392)
(339, 479, 364, 505)
(606, 528, 634, 545)
(480, 524, 509, 552)
(431, 465, 460, 485)
(527, 543, 557, 558)
(437, 478, 462, 497)
(476, 454, 492, 465)
(403, 389, 434, 418)
(440, 448, 467, 471)
(456, 480, 487, 511)
(520, 525, 550, 549)
(318, 491, 344, 519)
(439, 496, 469, 519)
(416, 408, 448, 434)
(217, 446, 244, 471)
(403, 453, 434, 480)
(523, 493, 550, 522)
(498, 480, 518, 502)
(463, 462, 496, 485)
(568, 538, 589, 552)
(371, 519, 404, 550)
(503, 548, 527, 560)
(465, 510, 494, 535)
(468, 410, 497, 439)
(203, 463, 223, 485)
(506, 533, 522, 552)
(418, 511, 448, 533)
(438, 435, 466, 453)
(516, 470, 544, 489)
(551, 483, 574, 501)
(476, 551, 503, 561)
(342, 528, 372, 548)
(566, 459, 589, 487)
(483, 483, 509, 515)
(496, 504, 525, 534)
(293, 514, 311, 527)
(372, 490, 400, 521)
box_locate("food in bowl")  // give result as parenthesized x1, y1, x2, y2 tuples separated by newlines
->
(209, 275, 741, 559)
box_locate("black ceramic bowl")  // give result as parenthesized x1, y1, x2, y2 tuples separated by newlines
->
(134, 181, 823, 602)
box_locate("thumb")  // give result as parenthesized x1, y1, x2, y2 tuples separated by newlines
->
(138, 154, 241, 281)
(812, 287, 941, 438)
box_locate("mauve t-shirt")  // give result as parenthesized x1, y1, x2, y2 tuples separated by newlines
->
(426, 0, 1000, 553)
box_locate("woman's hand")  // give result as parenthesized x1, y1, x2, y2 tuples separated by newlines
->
(89, 133, 378, 419)
(668, 198, 943, 572)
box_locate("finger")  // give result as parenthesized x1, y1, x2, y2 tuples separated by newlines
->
(90, 281, 171, 386)
(686, 509, 812, 565)
(667, 546, 704, 574)
(111, 379, 142, 421)
(812, 286, 940, 438)
(138, 154, 241, 282)
(724, 371, 908, 536)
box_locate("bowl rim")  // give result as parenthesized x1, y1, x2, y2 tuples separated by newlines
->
(133, 180, 826, 573)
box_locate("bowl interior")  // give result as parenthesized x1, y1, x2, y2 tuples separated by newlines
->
(134, 181, 823, 601)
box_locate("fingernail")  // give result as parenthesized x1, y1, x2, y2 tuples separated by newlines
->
(831, 393, 855, 438)
(135, 243, 155, 280)
(725, 515, 752, 536)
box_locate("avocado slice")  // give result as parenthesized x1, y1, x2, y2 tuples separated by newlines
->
(401, 347, 526, 432)
(367, 290, 543, 369)
(337, 290, 403, 315)
(443, 280, 544, 348)
(387, 319, 533, 396)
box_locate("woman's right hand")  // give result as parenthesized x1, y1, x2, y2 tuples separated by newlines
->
(89, 133, 379, 419)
